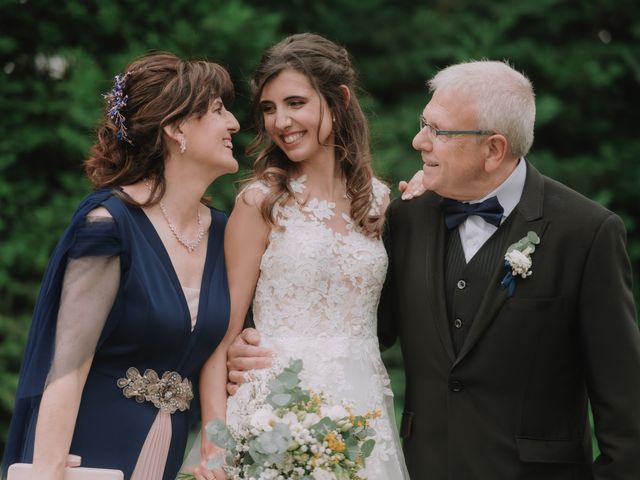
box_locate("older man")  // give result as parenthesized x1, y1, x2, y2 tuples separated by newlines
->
(378, 60, 640, 479)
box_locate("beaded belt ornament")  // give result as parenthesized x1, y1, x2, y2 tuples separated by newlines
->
(116, 367, 193, 414)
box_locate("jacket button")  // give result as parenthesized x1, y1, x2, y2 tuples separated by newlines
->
(454, 318, 463, 329)
(449, 379, 464, 392)
(457, 279, 466, 290)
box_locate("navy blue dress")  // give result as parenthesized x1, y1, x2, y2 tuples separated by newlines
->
(2, 189, 229, 479)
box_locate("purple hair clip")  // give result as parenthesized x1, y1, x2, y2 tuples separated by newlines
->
(103, 71, 133, 145)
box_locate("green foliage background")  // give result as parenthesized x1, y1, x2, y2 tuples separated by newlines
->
(1, 0, 639, 457)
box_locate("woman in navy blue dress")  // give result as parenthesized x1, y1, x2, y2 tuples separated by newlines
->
(2, 52, 242, 479)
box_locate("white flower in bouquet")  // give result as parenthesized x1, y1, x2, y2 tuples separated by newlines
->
(312, 467, 337, 480)
(280, 411, 300, 427)
(323, 405, 350, 422)
(302, 412, 321, 428)
(250, 406, 278, 432)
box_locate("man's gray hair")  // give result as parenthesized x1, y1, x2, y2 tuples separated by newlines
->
(428, 60, 535, 158)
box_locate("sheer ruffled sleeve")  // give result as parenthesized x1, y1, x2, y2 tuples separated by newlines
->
(2, 189, 122, 471)
(45, 216, 121, 387)
(68, 216, 121, 259)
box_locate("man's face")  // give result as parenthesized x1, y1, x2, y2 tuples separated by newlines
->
(412, 89, 487, 201)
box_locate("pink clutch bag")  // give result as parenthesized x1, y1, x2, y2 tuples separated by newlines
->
(7, 455, 123, 480)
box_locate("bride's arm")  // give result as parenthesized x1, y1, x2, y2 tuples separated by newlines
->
(196, 191, 270, 475)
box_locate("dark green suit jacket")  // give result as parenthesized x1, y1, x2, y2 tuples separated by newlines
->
(378, 162, 640, 479)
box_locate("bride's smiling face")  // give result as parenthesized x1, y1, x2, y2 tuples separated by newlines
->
(259, 69, 334, 165)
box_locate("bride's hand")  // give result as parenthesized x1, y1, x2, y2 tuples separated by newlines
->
(226, 328, 273, 395)
(192, 461, 226, 480)
(193, 441, 227, 480)
(399, 169, 426, 200)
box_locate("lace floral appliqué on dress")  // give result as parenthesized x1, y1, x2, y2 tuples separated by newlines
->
(227, 176, 409, 479)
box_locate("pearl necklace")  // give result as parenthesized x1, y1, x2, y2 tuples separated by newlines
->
(145, 180, 205, 253)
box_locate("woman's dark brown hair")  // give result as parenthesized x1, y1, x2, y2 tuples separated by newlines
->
(84, 51, 234, 206)
(247, 33, 384, 237)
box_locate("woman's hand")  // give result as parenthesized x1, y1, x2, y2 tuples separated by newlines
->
(192, 440, 227, 480)
(30, 454, 83, 480)
(399, 169, 426, 200)
(192, 462, 226, 480)
(31, 464, 65, 480)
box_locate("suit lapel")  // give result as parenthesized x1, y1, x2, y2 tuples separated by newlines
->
(423, 196, 456, 362)
(454, 161, 548, 364)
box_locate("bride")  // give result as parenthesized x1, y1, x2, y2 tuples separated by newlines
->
(187, 33, 409, 479)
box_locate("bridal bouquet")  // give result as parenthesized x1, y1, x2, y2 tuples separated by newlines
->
(181, 359, 378, 480)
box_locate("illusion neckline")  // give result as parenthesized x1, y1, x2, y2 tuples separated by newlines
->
(288, 175, 354, 228)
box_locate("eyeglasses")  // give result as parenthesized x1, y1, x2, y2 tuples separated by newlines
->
(419, 115, 494, 137)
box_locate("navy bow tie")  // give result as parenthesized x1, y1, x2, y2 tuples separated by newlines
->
(440, 196, 504, 230)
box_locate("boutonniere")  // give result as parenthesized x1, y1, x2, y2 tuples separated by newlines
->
(500, 231, 540, 297)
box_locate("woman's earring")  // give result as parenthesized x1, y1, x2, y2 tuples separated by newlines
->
(332, 115, 336, 123)
(179, 136, 187, 154)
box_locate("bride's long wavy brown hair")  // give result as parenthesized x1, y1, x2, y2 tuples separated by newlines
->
(84, 52, 234, 206)
(247, 33, 384, 237)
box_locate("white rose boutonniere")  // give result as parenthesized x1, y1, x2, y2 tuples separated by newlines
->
(500, 231, 540, 297)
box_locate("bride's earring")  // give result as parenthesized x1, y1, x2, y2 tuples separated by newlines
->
(179, 136, 187, 154)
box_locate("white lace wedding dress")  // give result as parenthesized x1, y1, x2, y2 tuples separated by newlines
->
(184, 176, 409, 479)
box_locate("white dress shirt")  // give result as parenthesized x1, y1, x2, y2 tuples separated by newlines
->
(458, 158, 526, 262)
